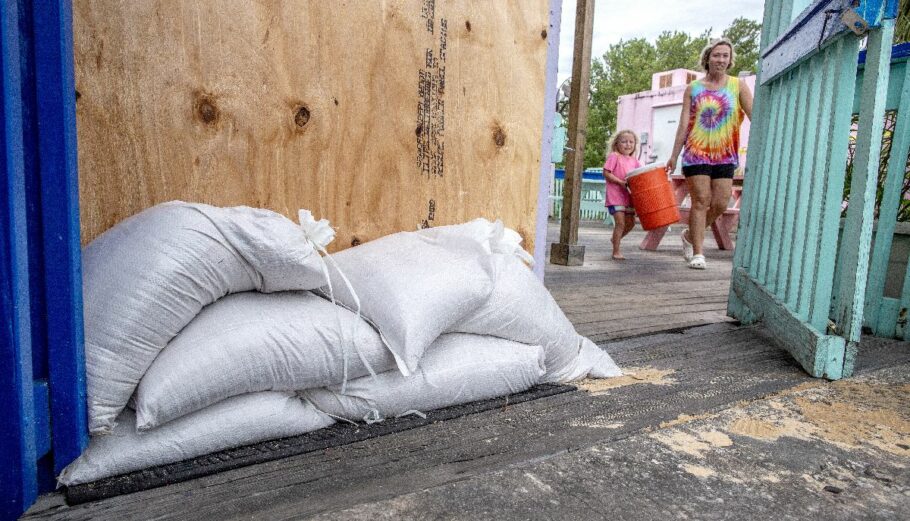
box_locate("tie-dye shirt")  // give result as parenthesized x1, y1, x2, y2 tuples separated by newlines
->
(682, 76, 744, 167)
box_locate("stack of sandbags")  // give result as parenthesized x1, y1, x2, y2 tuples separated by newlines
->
(81, 202, 330, 434)
(62, 203, 339, 486)
(60, 208, 619, 487)
(301, 219, 621, 422)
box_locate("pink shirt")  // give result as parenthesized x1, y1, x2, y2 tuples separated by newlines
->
(603, 152, 640, 208)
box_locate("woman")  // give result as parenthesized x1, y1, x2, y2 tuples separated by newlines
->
(666, 38, 753, 269)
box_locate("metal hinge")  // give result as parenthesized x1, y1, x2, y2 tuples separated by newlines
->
(896, 309, 908, 337)
(841, 8, 870, 35)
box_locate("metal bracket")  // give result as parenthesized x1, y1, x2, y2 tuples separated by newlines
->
(896, 308, 908, 338)
(841, 9, 870, 34)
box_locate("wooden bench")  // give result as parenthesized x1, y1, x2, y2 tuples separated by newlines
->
(639, 174, 742, 251)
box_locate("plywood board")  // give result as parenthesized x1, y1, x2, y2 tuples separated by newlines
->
(73, 0, 549, 250)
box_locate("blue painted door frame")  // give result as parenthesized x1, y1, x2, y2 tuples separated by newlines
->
(1, 0, 86, 518)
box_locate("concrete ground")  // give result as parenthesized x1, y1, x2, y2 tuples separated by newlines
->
(308, 356, 910, 521)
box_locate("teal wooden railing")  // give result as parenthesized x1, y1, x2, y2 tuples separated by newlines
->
(550, 168, 614, 222)
(728, 0, 900, 379)
(858, 44, 910, 340)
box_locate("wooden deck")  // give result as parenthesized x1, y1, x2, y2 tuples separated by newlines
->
(545, 221, 735, 340)
(22, 222, 910, 520)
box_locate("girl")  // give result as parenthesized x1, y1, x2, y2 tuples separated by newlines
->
(603, 130, 641, 260)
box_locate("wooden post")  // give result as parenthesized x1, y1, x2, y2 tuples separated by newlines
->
(550, 0, 594, 266)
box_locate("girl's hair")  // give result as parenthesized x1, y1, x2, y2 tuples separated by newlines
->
(610, 129, 639, 156)
(700, 38, 736, 72)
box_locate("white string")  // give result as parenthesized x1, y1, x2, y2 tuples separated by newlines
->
(298, 209, 377, 394)
(319, 247, 378, 380)
(299, 395, 359, 426)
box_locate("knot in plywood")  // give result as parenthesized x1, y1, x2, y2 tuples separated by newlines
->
(294, 105, 311, 128)
(193, 92, 219, 125)
(492, 125, 507, 148)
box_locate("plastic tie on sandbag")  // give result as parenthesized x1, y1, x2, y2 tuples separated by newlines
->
(321, 410, 360, 426)
(489, 220, 535, 267)
(298, 210, 377, 393)
(363, 409, 384, 424)
(298, 209, 335, 251)
(296, 394, 360, 426)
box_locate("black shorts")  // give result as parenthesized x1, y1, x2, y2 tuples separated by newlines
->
(681, 164, 736, 180)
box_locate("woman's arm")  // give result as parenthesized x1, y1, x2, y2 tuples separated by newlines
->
(666, 84, 692, 172)
(740, 80, 753, 120)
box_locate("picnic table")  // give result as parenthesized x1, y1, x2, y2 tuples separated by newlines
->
(638, 174, 743, 251)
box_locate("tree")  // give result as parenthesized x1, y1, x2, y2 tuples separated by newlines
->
(654, 29, 711, 72)
(722, 17, 762, 74)
(897, 0, 910, 43)
(584, 38, 656, 167)
(584, 32, 708, 167)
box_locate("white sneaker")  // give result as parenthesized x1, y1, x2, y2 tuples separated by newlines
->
(688, 254, 706, 270)
(681, 229, 694, 261)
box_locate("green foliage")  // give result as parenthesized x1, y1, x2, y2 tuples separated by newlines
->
(654, 30, 711, 72)
(843, 112, 910, 222)
(579, 19, 759, 168)
(584, 38, 656, 167)
(897, 0, 910, 44)
(722, 17, 762, 75)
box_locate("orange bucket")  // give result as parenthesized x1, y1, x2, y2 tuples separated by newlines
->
(625, 162, 680, 230)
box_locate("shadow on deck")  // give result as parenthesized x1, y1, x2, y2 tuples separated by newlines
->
(22, 223, 910, 520)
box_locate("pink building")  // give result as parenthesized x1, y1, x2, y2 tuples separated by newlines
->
(616, 69, 756, 174)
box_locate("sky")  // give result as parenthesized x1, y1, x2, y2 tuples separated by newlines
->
(557, 0, 766, 84)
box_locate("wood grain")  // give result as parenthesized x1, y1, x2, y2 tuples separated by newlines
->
(73, 1, 548, 250)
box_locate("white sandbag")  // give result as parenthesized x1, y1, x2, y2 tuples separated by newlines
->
(83, 202, 328, 434)
(416, 218, 535, 266)
(58, 392, 334, 486)
(134, 291, 395, 431)
(302, 333, 545, 421)
(453, 253, 622, 382)
(319, 232, 494, 376)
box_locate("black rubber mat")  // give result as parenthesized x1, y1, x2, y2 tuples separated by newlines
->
(64, 383, 576, 505)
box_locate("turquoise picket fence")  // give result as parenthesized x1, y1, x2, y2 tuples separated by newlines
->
(729, 0, 902, 379)
(856, 43, 910, 340)
(550, 168, 614, 223)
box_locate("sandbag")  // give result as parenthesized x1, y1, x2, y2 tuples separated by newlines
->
(134, 291, 395, 430)
(416, 218, 534, 266)
(453, 253, 621, 382)
(83, 202, 328, 434)
(302, 333, 544, 421)
(58, 392, 334, 486)
(319, 232, 494, 376)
